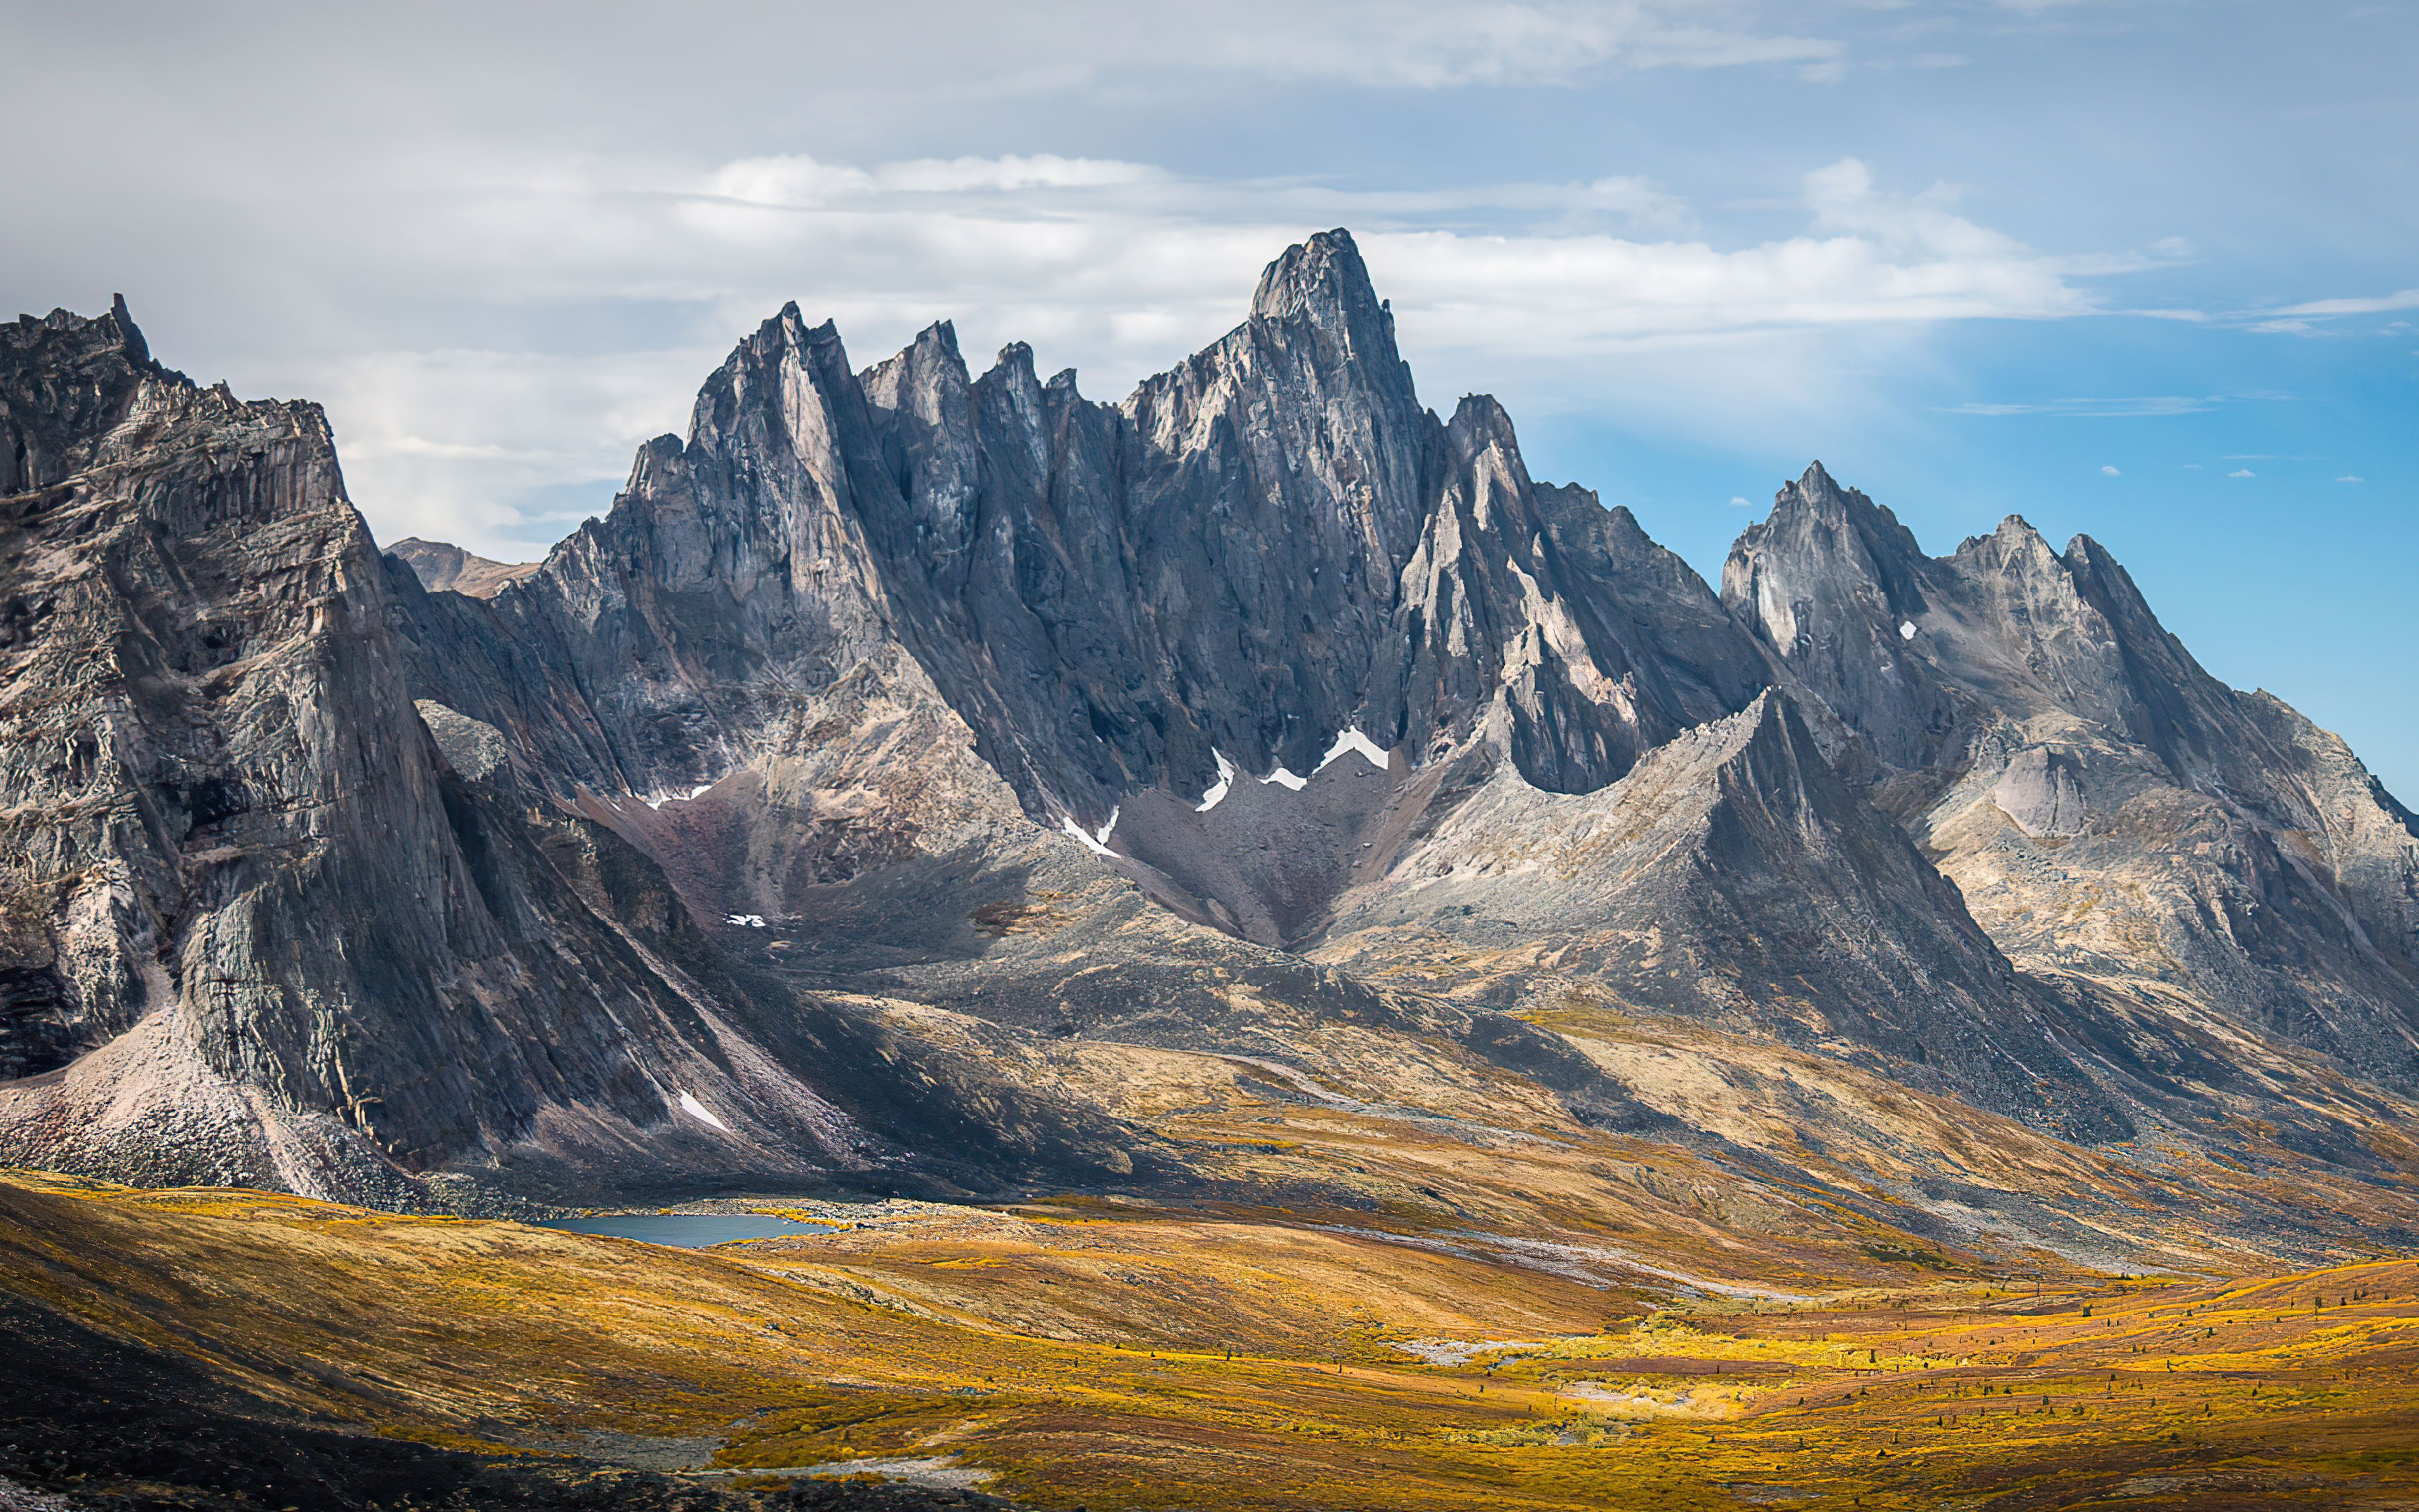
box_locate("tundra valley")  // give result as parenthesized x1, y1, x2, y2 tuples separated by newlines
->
(2, 232, 2417, 1512)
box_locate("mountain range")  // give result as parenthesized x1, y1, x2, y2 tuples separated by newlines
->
(3, 232, 2415, 1271)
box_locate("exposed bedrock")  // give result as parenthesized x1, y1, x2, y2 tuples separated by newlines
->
(0, 231, 2413, 1243)
(1726, 462, 2419, 1089)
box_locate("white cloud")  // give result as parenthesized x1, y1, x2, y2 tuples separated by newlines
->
(2, 4, 2288, 564)
(2339, 475, 2365, 484)
(706, 154, 1166, 206)
(191, 148, 2137, 556)
(2269, 288, 2419, 318)
(2229, 469, 2256, 478)
(1576, 176, 1699, 233)
(2243, 286, 2419, 337)
(307, 346, 717, 556)
(1941, 396, 2214, 418)
(1730, 495, 1752, 505)
(2101, 464, 2120, 475)
(10, 130, 2148, 560)
(1365, 158, 2104, 362)
(1195, 2, 1847, 88)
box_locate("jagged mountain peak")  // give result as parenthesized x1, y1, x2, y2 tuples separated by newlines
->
(862, 318, 974, 414)
(1442, 391, 1521, 454)
(1724, 463, 1931, 662)
(13, 295, 147, 358)
(1, 255, 2415, 1276)
(1764, 459, 1913, 538)
(1767, 459, 1901, 530)
(467, 228, 1778, 849)
(4, 295, 180, 494)
(1994, 511, 2050, 545)
(1791, 458, 1844, 499)
(987, 339, 1041, 384)
(1715, 457, 2419, 1101)
(884, 318, 966, 377)
(1249, 227, 1375, 320)
(748, 300, 849, 369)
(103, 294, 148, 365)
(1744, 460, 1932, 605)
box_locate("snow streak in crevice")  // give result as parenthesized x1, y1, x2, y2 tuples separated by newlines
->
(676, 1091, 731, 1132)
(1196, 750, 1238, 811)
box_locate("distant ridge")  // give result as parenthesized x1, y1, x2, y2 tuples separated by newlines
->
(386, 537, 539, 598)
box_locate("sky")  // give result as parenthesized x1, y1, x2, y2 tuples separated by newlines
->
(2, 0, 2413, 795)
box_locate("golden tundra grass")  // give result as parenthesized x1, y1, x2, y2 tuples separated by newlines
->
(8, 1164, 2419, 1512)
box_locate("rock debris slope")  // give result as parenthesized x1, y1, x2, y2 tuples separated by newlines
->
(3, 232, 2416, 1262)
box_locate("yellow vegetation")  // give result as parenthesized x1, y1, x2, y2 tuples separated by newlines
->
(6, 1167, 2419, 1510)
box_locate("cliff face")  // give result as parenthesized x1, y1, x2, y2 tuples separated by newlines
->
(1725, 464, 2419, 1090)
(391, 230, 1772, 957)
(0, 303, 1023, 1206)
(1314, 691, 2136, 1144)
(1, 237, 2414, 1261)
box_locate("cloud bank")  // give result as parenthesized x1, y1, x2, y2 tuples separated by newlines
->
(203, 148, 2146, 557)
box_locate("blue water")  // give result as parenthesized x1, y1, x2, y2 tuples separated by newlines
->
(537, 1213, 836, 1247)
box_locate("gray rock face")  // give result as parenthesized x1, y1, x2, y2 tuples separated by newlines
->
(391, 229, 1773, 962)
(509, 231, 1769, 827)
(1726, 463, 2419, 1089)
(1315, 691, 2134, 1143)
(0, 300, 1070, 1205)
(2, 235, 2415, 1258)
(1991, 747, 2088, 839)
(374, 237, 2112, 1151)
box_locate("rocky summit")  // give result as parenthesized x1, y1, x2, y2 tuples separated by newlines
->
(2, 231, 2416, 1266)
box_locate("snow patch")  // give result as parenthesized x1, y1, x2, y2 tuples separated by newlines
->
(1260, 766, 1307, 791)
(725, 914, 767, 928)
(1315, 727, 1390, 773)
(676, 1092, 731, 1132)
(643, 782, 721, 810)
(1196, 750, 1237, 811)
(1898, 621, 1917, 640)
(1059, 809, 1118, 857)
